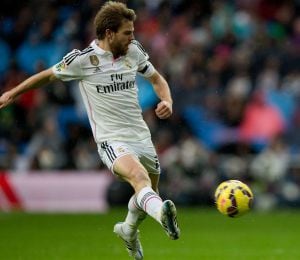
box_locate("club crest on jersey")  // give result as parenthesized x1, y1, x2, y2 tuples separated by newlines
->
(89, 55, 99, 66)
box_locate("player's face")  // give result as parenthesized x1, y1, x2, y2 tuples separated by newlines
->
(110, 20, 134, 58)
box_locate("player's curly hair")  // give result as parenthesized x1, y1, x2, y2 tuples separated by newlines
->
(94, 1, 136, 40)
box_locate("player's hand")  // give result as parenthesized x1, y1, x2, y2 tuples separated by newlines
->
(0, 91, 15, 109)
(155, 100, 172, 119)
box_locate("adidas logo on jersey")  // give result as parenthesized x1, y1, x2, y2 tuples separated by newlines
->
(93, 67, 102, 73)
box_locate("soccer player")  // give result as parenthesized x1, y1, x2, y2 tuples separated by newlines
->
(0, 1, 180, 259)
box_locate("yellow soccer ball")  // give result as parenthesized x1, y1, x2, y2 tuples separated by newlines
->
(214, 180, 254, 217)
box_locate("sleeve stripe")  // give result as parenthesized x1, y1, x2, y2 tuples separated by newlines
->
(63, 47, 93, 65)
(81, 46, 93, 53)
(131, 40, 148, 57)
(64, 50, 79, 60)
(64, 53, 76, 63)
(65, 53, 79, 65)
(64, 50, 81, 65)
(80, 47, 93, 56)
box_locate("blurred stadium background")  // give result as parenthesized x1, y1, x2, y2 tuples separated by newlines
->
(0, 0, 300, 258)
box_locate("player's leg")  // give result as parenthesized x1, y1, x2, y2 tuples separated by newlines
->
(113, 171, 159, 258)
(99, 142, 147, 259)
(100, 140, 179, 242)
(114, 171, 161, 241)
(112, 155, 162, 260)
(136, 138, 180, 240)
(115, 195, 146, 235)
(139, 137, 180, 240)
(113, 195, 146, 240)
(113, 195, 145, 260)
(118, 171, 160, 237)
(113, 154, 163, 222)
(149, 173, 180, 240)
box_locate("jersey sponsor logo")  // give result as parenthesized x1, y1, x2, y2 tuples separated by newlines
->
(89, 55, 99, 66)
(96, 80, 135, 94)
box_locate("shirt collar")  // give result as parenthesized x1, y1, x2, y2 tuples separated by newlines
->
(91, 40, 111, 56)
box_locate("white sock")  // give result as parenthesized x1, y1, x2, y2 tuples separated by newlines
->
(122, 195, 146, 235)
(136, 186, 163, 223)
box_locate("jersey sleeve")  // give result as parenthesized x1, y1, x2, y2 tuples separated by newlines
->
(52, 49, 83, 81)
(132, 40, 155, 78)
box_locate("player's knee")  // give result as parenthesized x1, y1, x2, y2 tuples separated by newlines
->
(133, 170, 150, 184)
(129, 168, 151, 188)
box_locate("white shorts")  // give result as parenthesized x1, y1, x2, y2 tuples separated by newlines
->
(98, 137, 161, 175)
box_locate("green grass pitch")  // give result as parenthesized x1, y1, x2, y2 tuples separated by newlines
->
(0, 207, 299, 260)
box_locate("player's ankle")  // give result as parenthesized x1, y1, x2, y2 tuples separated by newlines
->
(122, 222, 137, 236)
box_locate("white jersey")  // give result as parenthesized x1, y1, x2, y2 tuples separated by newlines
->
(52, 40, 155, 143)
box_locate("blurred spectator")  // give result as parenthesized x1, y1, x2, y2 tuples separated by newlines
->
(250, 135, 290, 210)
(16, 116, 66, 170)
(0, 39, 11, 78)
(239, 90, 285, 149)
(250, 135, 289, 183)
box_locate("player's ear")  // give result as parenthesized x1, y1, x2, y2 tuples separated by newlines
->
(105, 29, 114, 41)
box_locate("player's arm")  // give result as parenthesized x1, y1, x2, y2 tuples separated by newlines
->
(133, 40, 172, 119)
(0, 68, 57, 109)
(147, 70, 173, 119)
